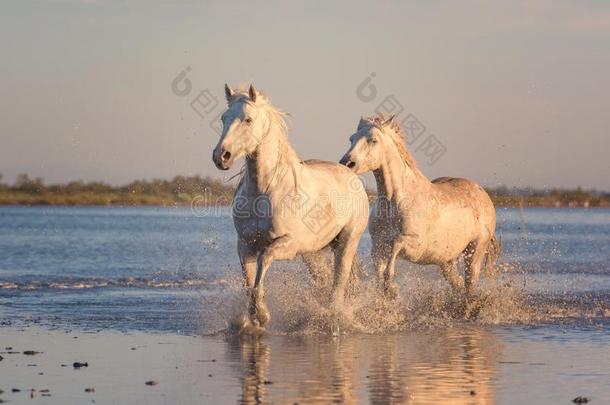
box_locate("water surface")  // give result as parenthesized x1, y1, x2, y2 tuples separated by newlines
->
(0, 206, 609, 403)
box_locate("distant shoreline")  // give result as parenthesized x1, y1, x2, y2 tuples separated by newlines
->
(0, 194, 607, 209)
(1, 174, 608, 209)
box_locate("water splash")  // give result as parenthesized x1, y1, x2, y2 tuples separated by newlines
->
(201, 261, 609, 337)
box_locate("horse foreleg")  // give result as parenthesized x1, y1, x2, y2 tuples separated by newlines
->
(250, 235, 297, 327)
(383, 241, 402, 300)
(237, 242, 258, 329)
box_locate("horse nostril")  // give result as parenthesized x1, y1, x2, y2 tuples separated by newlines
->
(221, 151, 231, 161)
(346, 161, 356, 169)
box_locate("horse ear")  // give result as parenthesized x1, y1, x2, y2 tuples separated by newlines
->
(248, 84, 257, 102)
(384, 114, 396, 126)
(358, 116, 368, 129)
(224, 84, 234, 103)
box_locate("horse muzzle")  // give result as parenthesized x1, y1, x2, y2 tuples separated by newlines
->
(339, 155, 357, 170)
(212, 146, 233, 170)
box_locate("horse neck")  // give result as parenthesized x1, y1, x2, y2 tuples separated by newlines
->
(373, 141, 430, 202)
(244, 130, 300, 193)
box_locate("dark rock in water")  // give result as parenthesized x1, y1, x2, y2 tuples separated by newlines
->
(39, 390, 49, 393)
(41, 393, 51, 397)
(0, 389, 4, 394)
(85, 387, 95, 393)
(73, 362, 88, 368)
(61, 364, 67, 367)
(12, 388, 21, 392)
(5, 347, 12, 350)
(573, 397, 590, 404)
(23, 350, 41, 355)
(145, 380, 158, 386)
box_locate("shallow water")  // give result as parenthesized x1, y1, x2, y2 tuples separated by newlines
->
(0, 325, 608, 404)
(0, 206, 609, 403)
(0, 206, 608, 332)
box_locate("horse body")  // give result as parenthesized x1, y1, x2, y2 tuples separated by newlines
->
(213, 84, 368, 327)
(341, 114, 498, 297)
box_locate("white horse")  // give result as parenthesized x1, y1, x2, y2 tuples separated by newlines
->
(212, 84, 369, 328)
(339, 114, 499, 299)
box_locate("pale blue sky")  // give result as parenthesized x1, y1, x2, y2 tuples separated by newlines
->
(1, 0, 609, 189)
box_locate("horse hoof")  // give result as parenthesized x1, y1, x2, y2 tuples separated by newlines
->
(256, 310, 271, 328)
(249, 301, 270, 328)
(232, 314, 252, 332)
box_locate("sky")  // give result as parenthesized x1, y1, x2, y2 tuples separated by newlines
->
(1, 0, 609, 190)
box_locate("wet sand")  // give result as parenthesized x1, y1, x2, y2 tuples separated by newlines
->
(0, 325, 607, 404)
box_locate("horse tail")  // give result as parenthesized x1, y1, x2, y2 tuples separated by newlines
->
(484, 235, 502, 277)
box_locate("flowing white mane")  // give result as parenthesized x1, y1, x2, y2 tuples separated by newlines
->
(227, 86, 298, 186)
(227, 86, 289, 142)
(359, 113, 418, 170)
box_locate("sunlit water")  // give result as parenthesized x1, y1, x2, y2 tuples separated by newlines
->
(0, 206, 608, 403)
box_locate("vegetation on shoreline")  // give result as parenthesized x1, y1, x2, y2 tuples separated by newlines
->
(0, 174, 234, 206)
(0, 173, 608, 208)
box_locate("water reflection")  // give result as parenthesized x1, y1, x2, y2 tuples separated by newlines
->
(226, 327, 499, 404)
(226, 336, 271, 405)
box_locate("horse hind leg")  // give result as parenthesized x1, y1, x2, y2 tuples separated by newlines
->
(238, 241, 257, 289)
(464, 239, 488, 296)
(483, 235, 502, 277)
(382, 241, 404, 300)
(371, 241, 390, 294)
(440, 259, 464, 292)
(329, 227, 362, 310)
(301, 248, 333, 290)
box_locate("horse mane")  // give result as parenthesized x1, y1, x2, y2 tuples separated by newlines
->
(227, 86, 289, 139)
(359, 113, 418, 170)
(226, 86, 299, 188)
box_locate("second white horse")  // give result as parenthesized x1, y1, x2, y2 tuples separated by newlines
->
(340, 114, 499, 299)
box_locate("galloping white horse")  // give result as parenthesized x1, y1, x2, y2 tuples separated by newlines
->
(213, 84, 369, 328)
(340, 114, 499, 298)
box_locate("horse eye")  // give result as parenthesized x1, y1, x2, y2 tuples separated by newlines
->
(244, 117, 253, 124)
(369, 137, 378, 144)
